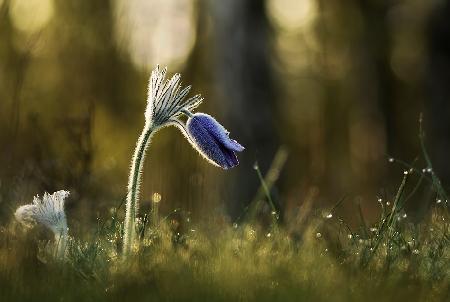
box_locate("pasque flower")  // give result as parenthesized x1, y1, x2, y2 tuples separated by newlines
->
(15, 190, 70, 260)
(123, 65, 244, 257)
(185, 113, 244, 169)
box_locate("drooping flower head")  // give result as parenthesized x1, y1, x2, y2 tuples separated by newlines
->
(185, 113, 244, 169)
(143, 65, 244, 169)
(145, 65, 203, 127)
(15, 190, 69, 238)
(123, 65, 244, 256)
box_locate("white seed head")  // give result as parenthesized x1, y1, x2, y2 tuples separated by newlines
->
(145, 65, 203, 127)
(15, 204, 37, 228)
(15, 190, 70, 237)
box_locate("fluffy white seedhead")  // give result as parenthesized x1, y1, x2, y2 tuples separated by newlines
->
(145, 65, 203, 127)
(15, 190, 70, 237)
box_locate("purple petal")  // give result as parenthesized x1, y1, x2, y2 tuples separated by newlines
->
(186, 113, 244, 169)
(192, 113, 245, 152)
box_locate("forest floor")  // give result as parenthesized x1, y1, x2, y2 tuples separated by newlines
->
(1, 135, 449, 301)
(0, 178, 448, 301)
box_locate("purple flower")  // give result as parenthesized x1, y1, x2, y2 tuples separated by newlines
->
(186, 113, 244, 169)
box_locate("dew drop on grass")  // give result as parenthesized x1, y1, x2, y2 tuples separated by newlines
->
(152, 192, 162, 203)
(370, 227, 378, 232)
(266, 233, 272, 238)
(233, 223, 238, 229)
(436, 199, 442, 204)
(426, 168, 432, 173)
(326, 213, 333, 219)
(347, 234, 353, 239)
(388, 158, 394, 163)
(316, 232, 322, 239)
(412, 249, 420, 255)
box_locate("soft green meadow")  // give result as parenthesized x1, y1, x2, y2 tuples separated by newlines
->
(1, 66, 449, 301)
(0, 165, 448, 301)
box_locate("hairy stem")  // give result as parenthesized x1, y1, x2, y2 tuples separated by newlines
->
(123, 122, 155, 257)
(55, 228, 68, 261)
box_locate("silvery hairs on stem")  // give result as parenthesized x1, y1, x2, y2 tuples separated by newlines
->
(123, 65, 244, 257)
(123, 66, 202, 256)
(15, 190, 70, 260)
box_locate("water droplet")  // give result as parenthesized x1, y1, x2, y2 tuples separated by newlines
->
(403, 170, 409, 175)
(253, 162, 259, 170)
(233, 223, 238, 229)
(152, 192, 162, 203)
(386, 201, 391, 206)
(266, 233, 272, 238)
(316, 232, 322, 238)
(271, 211, 277, 215)
(436, 199, 442, 204)
(426, 168, 432, 173)
(370, 227, 378, 232)
(412, 249, 420, 255)
(326, 213, 333, 219)
(377, 198, 382, 202)
(347, 234, 353, 239)
(388, 157, 394, 163)
(402, 213, 407, 218)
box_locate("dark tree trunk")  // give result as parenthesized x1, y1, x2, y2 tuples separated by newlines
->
(210, 0, 279, 217)
(426, 1, 450, 186)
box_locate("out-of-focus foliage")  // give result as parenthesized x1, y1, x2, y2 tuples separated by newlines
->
(0, 0, 449, 226)
(0, 194, 448, 301)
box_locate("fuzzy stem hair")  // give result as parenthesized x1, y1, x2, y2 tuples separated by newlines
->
(123, 122, 156, 257)
(55, 228, 68, 260)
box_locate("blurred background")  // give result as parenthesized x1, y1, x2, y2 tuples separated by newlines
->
(1, 0, 449, 230)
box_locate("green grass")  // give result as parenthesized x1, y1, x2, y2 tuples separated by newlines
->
(0, 183, 448, 301)
(0, 130, 449, 301)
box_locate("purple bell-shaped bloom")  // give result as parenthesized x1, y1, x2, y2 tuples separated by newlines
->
(186, 113, 244, 169)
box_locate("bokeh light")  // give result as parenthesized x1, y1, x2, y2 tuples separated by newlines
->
(9, 0, 54, 34)
(113, 0, 197, 70)
(266, 0, 317, 31)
